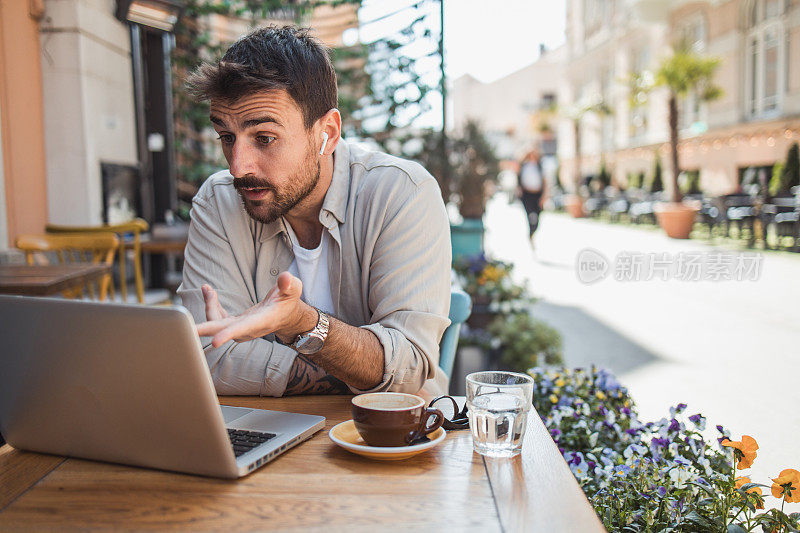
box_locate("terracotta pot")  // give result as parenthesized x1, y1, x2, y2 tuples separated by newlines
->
(564, 194, 586, 218)
(654, 201, 700, 239)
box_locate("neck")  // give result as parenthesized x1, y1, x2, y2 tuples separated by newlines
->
(285, 152, 335, 248)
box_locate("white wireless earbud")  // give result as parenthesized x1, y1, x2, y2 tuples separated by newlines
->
(319, 132, 329, 155)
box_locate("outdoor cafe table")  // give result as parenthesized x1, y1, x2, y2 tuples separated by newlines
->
(0, 395, 605, 531)
(0, 264, 111, 296)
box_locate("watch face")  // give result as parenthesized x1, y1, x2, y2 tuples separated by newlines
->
(295, 335, 324, 354)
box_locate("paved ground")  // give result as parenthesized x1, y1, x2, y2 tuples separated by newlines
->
(480, 194, 800, 501)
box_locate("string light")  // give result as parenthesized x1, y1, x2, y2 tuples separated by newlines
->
(728, 137, 738, 147)
(785, 129, 793, 139)
(713, 140, 722, 150)
(767, 136, 776, 147)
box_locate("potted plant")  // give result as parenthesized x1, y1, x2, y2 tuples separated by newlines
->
(648, 42, 723, 238)
(452, 254, 531, 330)
(769, 142, 800, 198)
(449, 121, 500, 259)
(487, 312, 563, 372)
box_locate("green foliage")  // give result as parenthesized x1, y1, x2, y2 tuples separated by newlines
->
(594, 160, 611, 190)
(488, 313, 563, 372)
(769, 142, 800, 196)
(404, 122, 498, 218)
(627, 172, 642, 190)
(656, 44, 723, 101)
(450, 121, 500, 219)
(649, 155, 664, 193)
(680, 170, 702, 195)
(531, 367, 800, 533)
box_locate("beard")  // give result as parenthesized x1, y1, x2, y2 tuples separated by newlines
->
(234, 144, 320, 225)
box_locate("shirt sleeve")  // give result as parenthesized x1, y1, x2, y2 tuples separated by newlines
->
(351, 176, 452, 394)
(177, 193, 297, 396)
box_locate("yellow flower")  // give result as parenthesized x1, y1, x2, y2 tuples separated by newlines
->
(595, 391, 607, 400)
(553, 387, 561, 395)
(624, 400, 631, 407)
(771, 469, 800, 503)
(735, 476, 764, 509)
(549, 394, 558, 404)
(555, 378, 566, 387)
(722, 435, 759, 469)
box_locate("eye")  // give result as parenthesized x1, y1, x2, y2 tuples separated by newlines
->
(217, 134, 234, 145)
(256, 135, 276, 145)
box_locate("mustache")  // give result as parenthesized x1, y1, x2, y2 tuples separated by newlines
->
(233, 176, 274, 190)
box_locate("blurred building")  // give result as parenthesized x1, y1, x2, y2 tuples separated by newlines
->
(452, 45, 566, 163)
(0, 0, 357, 256)
(558, 0, 800, 196)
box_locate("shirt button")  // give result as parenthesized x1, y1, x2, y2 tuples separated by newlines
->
(270, 268, 279, 276)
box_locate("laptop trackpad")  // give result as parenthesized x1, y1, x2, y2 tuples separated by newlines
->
(220, 405, 254, 424)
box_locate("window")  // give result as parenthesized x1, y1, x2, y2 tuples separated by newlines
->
(629, 48, 650, 141)
(745, 0, 788, 118)
(677, 16, 708, 130)
(601, 68, 615, 150)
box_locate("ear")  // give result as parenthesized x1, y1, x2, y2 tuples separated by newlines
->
(317, 109, 342, 156)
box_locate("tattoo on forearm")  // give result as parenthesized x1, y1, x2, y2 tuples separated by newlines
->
(283, 355, 350, 395)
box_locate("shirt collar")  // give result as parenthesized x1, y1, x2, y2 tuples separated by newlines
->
(321, 138, 350, 226)
(257, 138, 350, 242)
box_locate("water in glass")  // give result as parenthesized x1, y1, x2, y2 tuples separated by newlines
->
(466, 371, 533, 458)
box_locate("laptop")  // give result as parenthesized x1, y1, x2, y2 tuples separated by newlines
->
(0, 295, 325, 479)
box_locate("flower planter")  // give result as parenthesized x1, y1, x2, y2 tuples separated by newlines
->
(654, 201, 700, 239)
(564, 194, 586, 218)
(450, 218, 484, 261)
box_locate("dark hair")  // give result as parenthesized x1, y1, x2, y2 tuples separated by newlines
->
(187, 25, 337, 129)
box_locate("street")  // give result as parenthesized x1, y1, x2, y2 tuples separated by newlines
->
(482, 194, 800, 493)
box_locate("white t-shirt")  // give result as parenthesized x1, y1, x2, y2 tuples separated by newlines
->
(520, 161, 543, 193)
(285, 222, 335, 315)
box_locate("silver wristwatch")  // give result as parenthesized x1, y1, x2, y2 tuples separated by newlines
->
(290, 309, 330, 355)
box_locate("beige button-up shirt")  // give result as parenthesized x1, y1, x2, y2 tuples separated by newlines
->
(178, 139, 452, 397)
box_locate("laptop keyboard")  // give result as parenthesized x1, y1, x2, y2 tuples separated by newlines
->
(227, 428, 277, 457)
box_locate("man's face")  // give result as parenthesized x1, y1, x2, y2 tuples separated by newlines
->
(209, 90, 320, 224)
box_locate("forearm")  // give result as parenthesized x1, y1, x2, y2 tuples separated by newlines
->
(279, 303, 384, 391)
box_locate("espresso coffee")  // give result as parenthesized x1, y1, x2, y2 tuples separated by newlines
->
(352, 392, 444, 447)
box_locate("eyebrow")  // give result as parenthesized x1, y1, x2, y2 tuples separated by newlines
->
(209, 115, 283, 129)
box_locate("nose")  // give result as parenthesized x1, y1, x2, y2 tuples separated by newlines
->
(228, 140, 259, 179)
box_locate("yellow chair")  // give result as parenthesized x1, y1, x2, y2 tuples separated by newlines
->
(15, 233, 119, 301)
(46, 218, 149, 304)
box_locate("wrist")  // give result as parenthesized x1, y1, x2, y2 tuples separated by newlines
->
(276, 301, 318, 344)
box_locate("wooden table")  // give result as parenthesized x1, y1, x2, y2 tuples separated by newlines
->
(0, 264, 111, 296)
(0, 396, 605, 532)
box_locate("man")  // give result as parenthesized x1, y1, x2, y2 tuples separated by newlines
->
(177, 26, 451, 397)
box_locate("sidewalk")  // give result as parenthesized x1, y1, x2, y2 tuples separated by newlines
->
(482, 194, 800, 494)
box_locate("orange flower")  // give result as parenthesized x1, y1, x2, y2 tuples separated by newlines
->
(735, 476, 764, 509)
(722, 435, 758, 469)
(771, 469, 800, 503)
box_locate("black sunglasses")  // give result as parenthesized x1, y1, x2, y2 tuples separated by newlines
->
(428, 395, 470, 430)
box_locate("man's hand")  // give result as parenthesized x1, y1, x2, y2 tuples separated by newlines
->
(196, 272, 317, 348)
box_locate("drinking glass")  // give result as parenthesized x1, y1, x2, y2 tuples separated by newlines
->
(466, 371, 534, 458)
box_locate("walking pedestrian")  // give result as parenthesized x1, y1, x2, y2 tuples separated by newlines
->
(518, 148, 546, 243)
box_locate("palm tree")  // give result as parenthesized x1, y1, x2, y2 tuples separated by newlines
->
(655, 43, 723, 203)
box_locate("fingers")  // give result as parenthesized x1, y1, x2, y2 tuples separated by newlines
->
(202, 284, 228, 321)
(196, 316, 236, 338)
(211, 313, 277, 348)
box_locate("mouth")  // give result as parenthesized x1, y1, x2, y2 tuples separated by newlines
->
(239, 187, 273, 201)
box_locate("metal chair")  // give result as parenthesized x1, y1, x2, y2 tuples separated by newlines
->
(438, 290, 472, 378)
(15, 233, 119, 301)
(46, 218, 149, 303)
